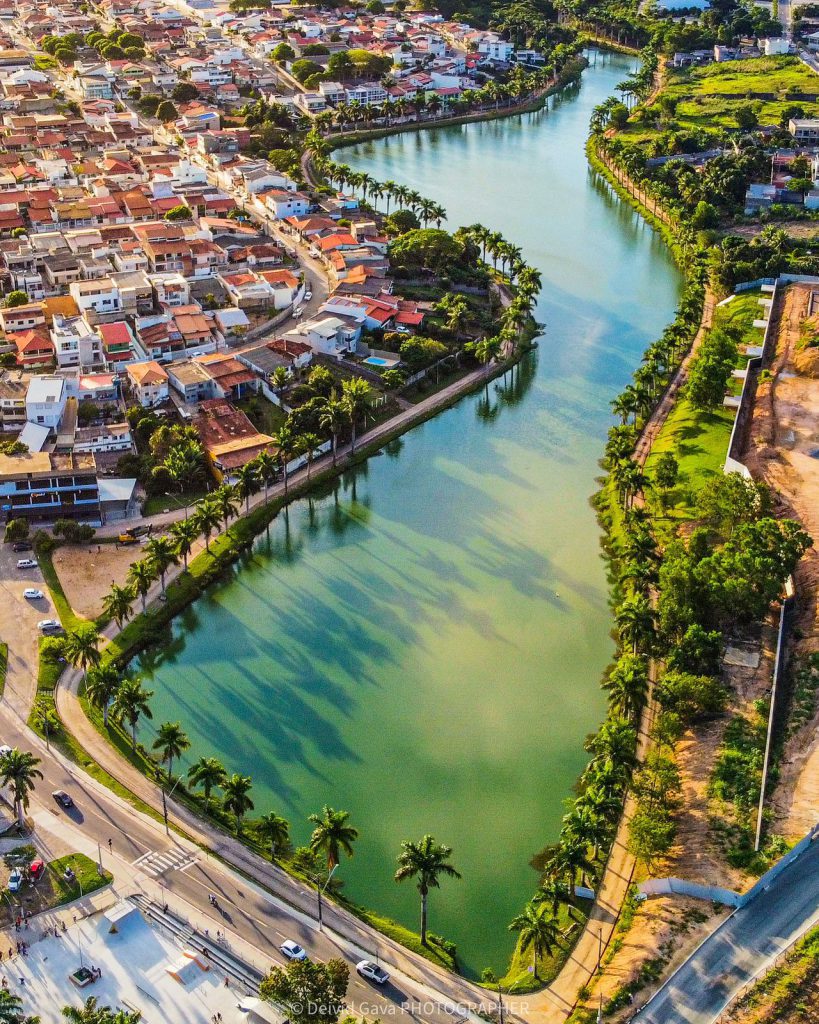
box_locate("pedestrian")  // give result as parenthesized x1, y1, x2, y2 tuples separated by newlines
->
(61, 921, 66, 933)
(224, 977, 229, 988)
(7, 949, 12, 960)
(17, 978, 23, 987)
(108, 838, 112, 852)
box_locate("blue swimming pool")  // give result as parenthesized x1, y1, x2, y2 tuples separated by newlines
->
(363, 356, 390, 366)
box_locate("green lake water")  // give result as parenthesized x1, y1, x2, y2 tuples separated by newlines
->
(136, 51, 683, 976)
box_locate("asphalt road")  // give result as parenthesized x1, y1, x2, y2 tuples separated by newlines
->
(633, 837, 819, 1024)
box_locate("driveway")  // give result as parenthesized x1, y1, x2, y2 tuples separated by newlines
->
(0, 545, 51, 718)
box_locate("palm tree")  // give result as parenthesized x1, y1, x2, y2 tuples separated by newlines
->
(272, 423, 297, 496)
(111, 677, 154, 753)
(604, 654, 649, 721)
(31, 696, 58, 750)
(223, 773, 254, 831)
(213, 484, 239, 532)
(234, 462, 259, 514)
(341, 378, 371, 454)
(187, 756, 226, 811)
(127, 558, 156, 614)
(254, 449, 278, 504)
(394, 835, 461, 946)
(308, 805, 359, 869)
(534, 875, 573, 916)
(194, 496, 222, 553)
(508, 902, 561, 978)
(85, 664, 120, 727)
(0, 749, 43, 827)
(61, 996, 108, 1024)
(152, 721, 190, 777)
(320, 396, 349, 465)
(616, 593, 655, 654)
(257, 812, 290, 860)
(170, 516, 199, 572)
(102, 583, 135, 629)
(145, 535, 178, 597)
(63, 624, 101, 685)
(0, 989, 25, 1024)
(298, 432, 321, 481)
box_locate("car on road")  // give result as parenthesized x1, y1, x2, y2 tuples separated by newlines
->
(7, 869, 22, 893)
(52, 790, 73, 809)
(356, 960, 389, 985)
(280, 940, 307, 961)
(29, 859, 45, 882)
(23, 589, 44, 600)
(292, 306, 305, 319)
(304, 290, 313, 301)
(11, 542, 32, 552)
(309, 246, 320, 258)
(16, 559, 37, 569)
(37, 619, 62, 634)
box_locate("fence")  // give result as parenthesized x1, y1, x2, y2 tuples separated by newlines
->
(638, 878, 742, 906)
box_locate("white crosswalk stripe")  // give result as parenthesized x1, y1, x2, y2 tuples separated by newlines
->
(131, 847, 198, 877)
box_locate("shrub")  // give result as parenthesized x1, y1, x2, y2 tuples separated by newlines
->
(4, 518, 29, 542)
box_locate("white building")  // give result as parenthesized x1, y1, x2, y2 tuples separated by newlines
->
(26, 375, 66, 429)
(51, 315, 103, 370)
(69, 278, 122, 320)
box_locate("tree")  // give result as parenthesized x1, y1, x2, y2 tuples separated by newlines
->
(257, 812, 290, 860)
(3, 291, 29, 308)
(194, 497, 222, 553)
(654, 451, 678, 506)
(735, 104, 758, 130)
(127, 558, 156, 614)
(63, 624, 101, 684)
(172, 81, 199, 102)
(308, 805, 359, 869)
(145, 535, 178, 596)
(319, 397, 349, 465)
(399, 336, 447, 371)
(394, 835, 461, 946)
(291, 59, 323, 84)
(695, 473, 771, 538)
(156, 100, 178, 122)
(152, 721, 190, 777)
(272, 42, 295, 61)
(0, 989, 26, 1024)
(667, 624, 722, 676)
(85, 665, 121, 728)
(259, 958, 349, 1024)
(0, 749, 42, 827)
(234, 462, 259, 514)
(31, 696, 59, 749)
(608, 102, 629, 129)
(690, 201, 718, 230)
(170, 516, 200, 572)
(187, 756, 226, 811)
(213, 484, 238, 532)
(111, 678, 154, 753)
(223, 773, 254, 830)
(102, 583, 135, 630)
(164, 204, 191, 222)
(615, 593, 654, 654)
(255, 449, 278, 504)
(603, 654, 649, 722)
(628, 806, 675, 868)
(340, 378, 371, 454)
(508, 902, 561, 978)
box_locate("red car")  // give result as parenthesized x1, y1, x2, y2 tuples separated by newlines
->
(29, 859, 45, 882)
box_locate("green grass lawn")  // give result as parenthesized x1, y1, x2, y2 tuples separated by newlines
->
(235, 394, 288, 436)
(38, 551, 87, 631)
(499, 899, 590, 993)
(48, 853, 112, 906)
(142, 487, 209, 518)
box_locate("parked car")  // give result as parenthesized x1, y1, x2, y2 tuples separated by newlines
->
(11, 542, 32, 552)
(309, 246, 320, 258)
(37, 620, 62, 634)
(356, 960, 389, 985)
(292, 306, 305, 319)
(304, 290, 313, 301)
(52, 790, 73, 809)
(29, 859, 44, 882)
(16, 559, 37, 570)
(23, 589, 44, 600)
(7, 869, 22, 893)
(0, 746, 12, 758)
(280, 940, 307, 961)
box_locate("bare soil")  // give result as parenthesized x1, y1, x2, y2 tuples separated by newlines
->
(53, 544, 141, 621)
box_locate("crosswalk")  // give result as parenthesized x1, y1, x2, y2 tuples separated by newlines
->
(131, 847, 198, 877)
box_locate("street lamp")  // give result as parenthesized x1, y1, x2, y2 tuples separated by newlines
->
(315, 863, 338, 931)
(161, 772, 184, 835)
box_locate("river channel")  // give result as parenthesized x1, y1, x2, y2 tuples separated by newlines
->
(136, 50, 683, 975)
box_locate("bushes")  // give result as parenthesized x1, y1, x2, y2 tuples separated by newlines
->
(53, 520, 96, 545)
(685, 325, 739, 410)
(4, 518, 28, 542)
(654, 670, 728, 725)
(710, 710, 766, 811)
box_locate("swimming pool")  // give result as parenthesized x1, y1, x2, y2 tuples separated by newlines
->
(363, 356, 390, 366)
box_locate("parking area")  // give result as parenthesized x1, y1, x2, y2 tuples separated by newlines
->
(0, 544, 51, 714)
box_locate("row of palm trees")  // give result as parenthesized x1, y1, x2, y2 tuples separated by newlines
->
(320, 161, 447, 228)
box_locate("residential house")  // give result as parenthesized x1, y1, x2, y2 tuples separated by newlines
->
(11, 328, 53, 368)
(258, 268, 300, 309)
(25, 374, 66, 428)
(127, 360, 169, 408)
(68, 278, 122, 322)
(193, 397, 275, 481)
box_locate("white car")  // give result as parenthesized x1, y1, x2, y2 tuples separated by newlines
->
(16, 559, 37, 570)
(292, 306, 305, 319)
(280, 940, 307, 961)
(7, 869, 22, 893)
(309, 247, 321, 258)
(0, 746, 12, 758)
(23, 589, 44, 600)
(304, 290, 313, 301)
(356, 960, 389, 985)
(37, 619, 62, 634)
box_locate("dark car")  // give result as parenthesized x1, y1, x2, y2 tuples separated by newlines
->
(11, 542, 32, 552)
(52, 790, 73, 809)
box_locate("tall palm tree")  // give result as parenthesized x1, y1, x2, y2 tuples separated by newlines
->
(127, 558, 156, 615)
(508, 902, 561, 978)
(394, 835, 461, 946)
(170, 516, 199, 572)
(0, 749, 42, 827)
(111, 677, 154, 753)
(340, 378, 371, 454)
(63, 624, 101, 685)
(61, 996, 109, 1024)
(298, 432, 321, 481)
(187, 756, 226, 811)
(85, 664, 120, 727)
(256, 812, 290, 860)
(0, 989, 25, 1024)
(604, 653, 649, 721)
(223, 773, 254, 831)
(145, 535, 178, 597)
(320, 396, 349, 465)
(272, 423, 297, 496)
(213, 484, 239, 532)
(194, 496, 222, 553)
(254, 449, 279, 504)
(152, 721, 190, 777)
(308, 805, 359, 869)
(615, 594, 655, 654)
(234, 462, 259, 515)
(102, 583, 135, 630)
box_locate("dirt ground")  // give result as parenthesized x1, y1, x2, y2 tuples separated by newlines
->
(743, 284, 819, 839)
(52, 543, 143, 622)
